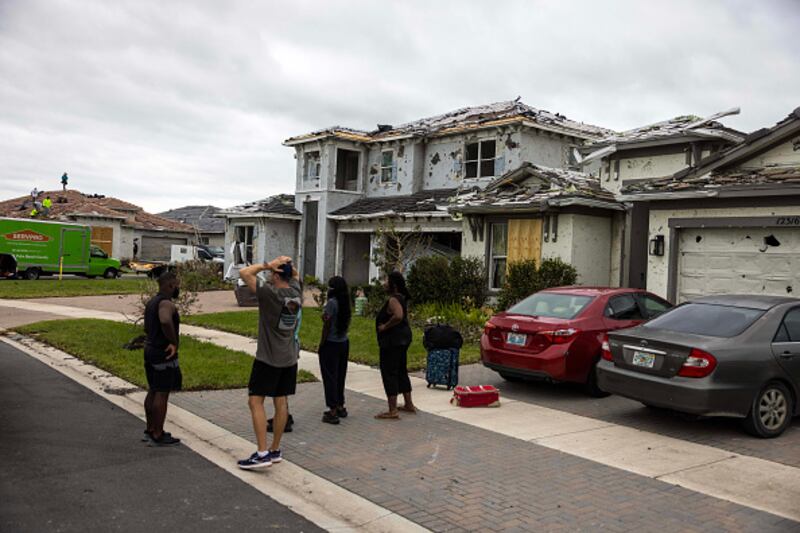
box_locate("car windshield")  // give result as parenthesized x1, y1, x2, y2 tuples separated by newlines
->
(507, 293, 594, 319)
(643, 303, 765, 337)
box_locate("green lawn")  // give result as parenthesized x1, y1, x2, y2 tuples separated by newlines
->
(0, 278, 148, 299)
(184, 307, 481, 371)
(16, 318, 316, 390)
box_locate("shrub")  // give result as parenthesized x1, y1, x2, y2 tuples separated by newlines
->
(304, 275, 326, 309)
(410, 302, 493, 344)
(497, 258, 578, 310)
(407, 255, 487, 307)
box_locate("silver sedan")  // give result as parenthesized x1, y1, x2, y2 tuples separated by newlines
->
(597, 295, 800, 438)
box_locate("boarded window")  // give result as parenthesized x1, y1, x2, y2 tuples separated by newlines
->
(465, 140, 497, 179)
(335, 149, 360, 191)
(91, 226, 113, 255)
(507, 219, 542, 266)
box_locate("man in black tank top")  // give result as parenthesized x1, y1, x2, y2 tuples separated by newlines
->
(142, 271, 182, 446)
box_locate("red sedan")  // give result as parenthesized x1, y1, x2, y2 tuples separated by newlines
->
(481, 287, 672, 396)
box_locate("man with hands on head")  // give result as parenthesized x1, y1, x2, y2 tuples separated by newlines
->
(237, 256, 303, 470)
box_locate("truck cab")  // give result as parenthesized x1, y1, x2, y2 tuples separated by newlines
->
(87, 245, 122, 278)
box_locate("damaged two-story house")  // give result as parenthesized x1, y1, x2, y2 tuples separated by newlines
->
(283, 99, 612, 288)
(621, 106, 800, 303)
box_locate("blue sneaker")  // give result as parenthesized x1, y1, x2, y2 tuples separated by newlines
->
(267, 449, 283, 463)
(237, 452, 272, 470)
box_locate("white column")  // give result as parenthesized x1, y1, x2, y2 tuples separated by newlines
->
(335, 230, 344, 276)
(368, 233, 379, 282)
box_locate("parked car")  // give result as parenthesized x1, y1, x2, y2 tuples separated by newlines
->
(481, 287, 672, 396)
(597, 295, 800, 438)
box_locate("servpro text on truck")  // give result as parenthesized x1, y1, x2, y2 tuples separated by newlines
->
(0, 217, 121, 280)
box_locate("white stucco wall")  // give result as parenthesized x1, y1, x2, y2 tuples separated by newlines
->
(540, 214, 574, 263)
(568, 214, 612, 286)
(647, 205, 800, 299)
(608, 212, 625, 287)
(738, 136, 800, 169)
(600, 152, 688, 195)
(518, 130, 576, 169)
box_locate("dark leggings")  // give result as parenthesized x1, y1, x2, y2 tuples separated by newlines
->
(379, 344, 412, 397)
(319, 340, 349, 409)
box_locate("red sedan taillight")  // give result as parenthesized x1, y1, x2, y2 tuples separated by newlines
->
(600, 333, 613, 361)
(484, 321, 503, 346)
(539, 328, 580, 344)
(677, 348, 717, 378)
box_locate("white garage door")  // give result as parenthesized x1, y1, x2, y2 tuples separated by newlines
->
(678, 227, 800, 302)
(140, 236, 188, 261)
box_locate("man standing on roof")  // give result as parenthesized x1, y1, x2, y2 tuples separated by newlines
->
(41, 196, 52, 216)
(236, 256, 302, 470)
(30, 187, 38, 202)
(61, 172, 68, 191)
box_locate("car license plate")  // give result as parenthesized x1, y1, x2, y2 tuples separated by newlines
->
(507, 333, 527, 346)
(632, 351, 656, 368)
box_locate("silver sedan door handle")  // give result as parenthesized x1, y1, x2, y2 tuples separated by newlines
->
(780, 351, 796, 359)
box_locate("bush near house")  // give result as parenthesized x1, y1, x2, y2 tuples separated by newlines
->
(407, 255, 487, 308)
(409, 302, 493, 344)
(497, 258, 578, 310)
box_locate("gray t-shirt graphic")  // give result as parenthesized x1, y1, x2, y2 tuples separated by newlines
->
(256, 276, 303, 367)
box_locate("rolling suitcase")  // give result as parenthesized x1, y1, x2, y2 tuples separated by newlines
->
(425, 347, 459, 390)
(450, 385, 501, 407)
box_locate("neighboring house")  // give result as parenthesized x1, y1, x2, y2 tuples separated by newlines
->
(283, 99, 612, 285)
(216, 194, 301, 279)
(0, 190, 194, 261)
(451, 163, 623, 289)
(158, 205, 225, 248)
(620, 106, 800, 302)
(579, 109, 745, 288)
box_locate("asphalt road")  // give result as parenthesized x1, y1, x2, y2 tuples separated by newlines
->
(0, 341, 322, 533)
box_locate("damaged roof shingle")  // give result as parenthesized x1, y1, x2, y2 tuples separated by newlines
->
(285, 99, 613, 145)
(218, 194, 300, 217)
(330, 189, 458, 218)
(158, 205, 225, 233)
(622, 165, 800, 195)
(451, 162, 621, 213)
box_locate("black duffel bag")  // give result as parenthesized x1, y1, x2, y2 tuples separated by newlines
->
(423, 324, 463, 350)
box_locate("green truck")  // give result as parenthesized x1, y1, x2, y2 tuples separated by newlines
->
(0, 217, 121, 280)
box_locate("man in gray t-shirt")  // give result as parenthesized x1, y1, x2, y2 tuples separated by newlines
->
(236, 256, 302, 470)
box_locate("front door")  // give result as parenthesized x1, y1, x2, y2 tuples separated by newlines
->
(60, 228, 87, 273)
(303, 201, 318, 277)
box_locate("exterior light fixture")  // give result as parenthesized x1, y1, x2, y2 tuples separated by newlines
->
(649, 235, 665, 256)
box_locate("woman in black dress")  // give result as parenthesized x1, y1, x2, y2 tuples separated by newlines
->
(375, 271, 417, 419)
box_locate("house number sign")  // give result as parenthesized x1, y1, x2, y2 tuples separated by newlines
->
(775, 216, 800, 226)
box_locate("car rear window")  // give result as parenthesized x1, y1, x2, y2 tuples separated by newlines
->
(507, 293, 594, 319)
(642, 303, 765, 337)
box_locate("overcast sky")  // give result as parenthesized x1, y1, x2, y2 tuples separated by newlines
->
(1, 0, 798, 213)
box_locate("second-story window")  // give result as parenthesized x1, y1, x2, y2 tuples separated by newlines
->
(465, 139, 496, 179)
(335, 148, 360, 191)
(380, 150, 395, 183)
(304, 151, 320, 182)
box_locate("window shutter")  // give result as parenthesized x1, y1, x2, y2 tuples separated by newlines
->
(494, 155, 505, 177)
(507, 219, 542, 265)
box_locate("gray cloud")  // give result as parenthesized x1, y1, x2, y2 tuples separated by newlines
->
(1, 0, 798, 212)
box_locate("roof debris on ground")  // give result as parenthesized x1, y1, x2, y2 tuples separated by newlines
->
(452, 162, 621, 213)
(0, 190, 193, 232)
(217, 194, 300, 217)
(285, 99, 613, 145)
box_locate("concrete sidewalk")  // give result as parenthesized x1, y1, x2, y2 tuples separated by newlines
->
(0, 340, 322, 533)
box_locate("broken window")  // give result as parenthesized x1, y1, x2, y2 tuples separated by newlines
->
(304, 151, 320, 182)
(465, 139, 497, 179)
(489, 222, 508, 290)
(380, 150, 395, 183)
(235, 225, 254, 264)
(335, 149, 360, 191)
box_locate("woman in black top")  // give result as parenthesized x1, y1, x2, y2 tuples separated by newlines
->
(375, 271, 416, 419)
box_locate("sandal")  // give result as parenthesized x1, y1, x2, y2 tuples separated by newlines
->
(398, 405, 417, 414)
(374, 411, 400, 420)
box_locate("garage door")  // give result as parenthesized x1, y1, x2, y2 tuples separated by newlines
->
(140, 236, 188, 261)
(678, 227, 800, 302)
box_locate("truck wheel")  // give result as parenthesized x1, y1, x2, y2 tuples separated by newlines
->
(24, 268, 41, 280)
(103, 268, 118, 279)
(742, 381, 793, 438)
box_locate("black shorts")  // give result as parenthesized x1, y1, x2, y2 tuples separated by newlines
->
(144, 361, 182, 392)
(248, 360, 297, 397)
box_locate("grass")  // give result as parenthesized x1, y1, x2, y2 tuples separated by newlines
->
(0, 278, 148, 299)
(16, 318, 316, 390)
(184, 307, 481, 371)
